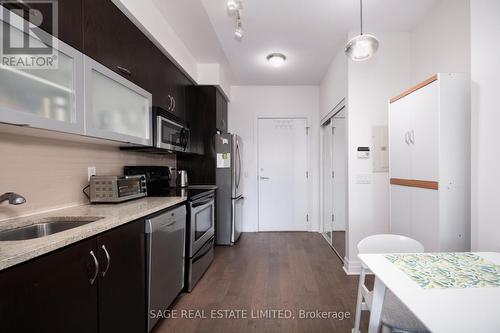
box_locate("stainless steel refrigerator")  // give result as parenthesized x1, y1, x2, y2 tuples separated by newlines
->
(215, 133, 243, 245)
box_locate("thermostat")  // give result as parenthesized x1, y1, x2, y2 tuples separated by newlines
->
(357, 147, 370, 159)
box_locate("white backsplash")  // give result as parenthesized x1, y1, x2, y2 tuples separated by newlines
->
(0, 132, 175, 221)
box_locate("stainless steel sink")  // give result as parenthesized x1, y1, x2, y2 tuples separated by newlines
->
(0, 217, 103, 241)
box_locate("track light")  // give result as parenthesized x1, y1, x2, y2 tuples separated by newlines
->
(227, 0, 240, 11)
(234, 11, 243, 39)
(234, 27, 244, 39)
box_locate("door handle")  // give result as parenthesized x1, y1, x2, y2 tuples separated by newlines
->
(167, 95, 173, 111)
(89, 250, 99, 285)
(192, 197, 215, 208)
(260, 176, 270, 180)
(116, 66, 132, 76)
(101, 245, 111, 277)
(404, 131, 410, 145)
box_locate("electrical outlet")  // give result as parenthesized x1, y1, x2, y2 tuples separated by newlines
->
(87, 166, 96, 181)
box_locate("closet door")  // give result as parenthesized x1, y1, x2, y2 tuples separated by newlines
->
(409, 81, 439, 181)
(411, 187, 439, 252)
(389, 97, 411, 179)
(390, 185, 411, 236)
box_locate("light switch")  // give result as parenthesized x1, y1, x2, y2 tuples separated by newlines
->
(356, 174, 371, 184)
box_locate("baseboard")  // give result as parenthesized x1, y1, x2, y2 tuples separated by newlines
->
(343, 257, 362, 275)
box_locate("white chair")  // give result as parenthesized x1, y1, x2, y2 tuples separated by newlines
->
(353, 234, 430, 333)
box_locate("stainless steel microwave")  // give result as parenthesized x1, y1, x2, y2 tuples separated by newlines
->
(155, 115, 190, 152)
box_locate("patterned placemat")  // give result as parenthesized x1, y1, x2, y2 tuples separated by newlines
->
(385, 253, 500, 289)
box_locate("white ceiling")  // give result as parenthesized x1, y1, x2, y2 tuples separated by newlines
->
(155, 0, 438, 85)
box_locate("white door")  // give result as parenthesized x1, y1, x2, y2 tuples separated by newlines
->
(390, 185, 412, 236)
(409, 81, 439, 181)
(332, 117, 346, 232)
(322, 120, 334, 242)
(258, 118, 309, 231)
(411, 187, 439, 252)
(389, 97, 411, 179)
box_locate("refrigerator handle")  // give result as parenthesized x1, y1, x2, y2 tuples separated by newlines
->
(236, 142, 242, 189)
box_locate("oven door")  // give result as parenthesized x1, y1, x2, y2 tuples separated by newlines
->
(155, 115, 190, 152)
(189, 195, 215, 257)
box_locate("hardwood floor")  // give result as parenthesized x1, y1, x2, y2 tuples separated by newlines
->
(154, 232, 369, 333)
(332, 231, 346, 261)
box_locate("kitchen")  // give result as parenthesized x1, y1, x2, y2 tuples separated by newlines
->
(0, 0, 499, 332)
(0, 0, 239, 331)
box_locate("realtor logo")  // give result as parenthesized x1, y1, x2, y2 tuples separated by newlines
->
(1, 0, 58, 69)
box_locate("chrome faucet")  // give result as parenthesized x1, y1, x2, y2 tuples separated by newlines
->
(0, 192, 26, 205)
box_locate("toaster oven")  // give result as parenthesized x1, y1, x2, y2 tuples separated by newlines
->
(89, 175, 147, 203)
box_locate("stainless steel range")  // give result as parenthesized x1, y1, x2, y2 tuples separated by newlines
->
(185, 189, 215, 292)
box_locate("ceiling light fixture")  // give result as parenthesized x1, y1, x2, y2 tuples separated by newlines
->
(345, 0, 379, 61)
(267, 53, 286, 68)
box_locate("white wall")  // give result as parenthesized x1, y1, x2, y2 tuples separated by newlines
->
(345, 32, 411, 272)
(0, 133, 175, 221)
(410, 0, 470, 84)
(319, 48, 347, 119)
(470, 0, 500, 251)
(228, 86, 320, 232)
(318, 33, 411, 272)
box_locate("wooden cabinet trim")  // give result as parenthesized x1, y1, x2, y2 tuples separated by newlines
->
(390, 178, 439, 190)
(390, 74, 438, 104)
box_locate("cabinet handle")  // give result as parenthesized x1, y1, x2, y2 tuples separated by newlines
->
(117, 66, 132, 76)
(89, 250, 99, 285)
(167, 95, 173, 111)
(101, 245, 111, 277)
(404, 132, 410, 145)
(409, 130, 415, 144)
(172, 96, 176, 111)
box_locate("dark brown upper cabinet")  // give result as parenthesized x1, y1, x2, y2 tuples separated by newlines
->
(149, 46, 193, 121)
(83, 0, 153, 91)
(216, 89, 228, 133)
(3, 0, 84, 50)
(177, 86, 228, 183)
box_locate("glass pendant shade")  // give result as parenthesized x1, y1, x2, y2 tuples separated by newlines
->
(345, 34, 379, 61)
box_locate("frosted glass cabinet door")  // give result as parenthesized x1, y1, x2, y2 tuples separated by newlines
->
(0, 12, 84, 134)
(84, 56, 152, 145)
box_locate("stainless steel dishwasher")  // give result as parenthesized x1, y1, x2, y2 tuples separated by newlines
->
(145, 205, 186, 332)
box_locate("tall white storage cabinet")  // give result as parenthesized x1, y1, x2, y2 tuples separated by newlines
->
(389, 73, 470, 252)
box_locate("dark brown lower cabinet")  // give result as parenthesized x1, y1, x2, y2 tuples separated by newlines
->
(0, 237, 98, 332)
(97, 219, 146, 333)
(0, 219, 146, 333)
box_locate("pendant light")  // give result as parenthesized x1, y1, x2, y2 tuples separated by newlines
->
(345, 0, 379, 61)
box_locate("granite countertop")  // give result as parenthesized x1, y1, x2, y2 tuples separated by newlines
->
(0, 196, 187, 271)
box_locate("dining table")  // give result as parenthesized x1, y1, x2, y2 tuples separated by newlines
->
(358, 252, 500, 333)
